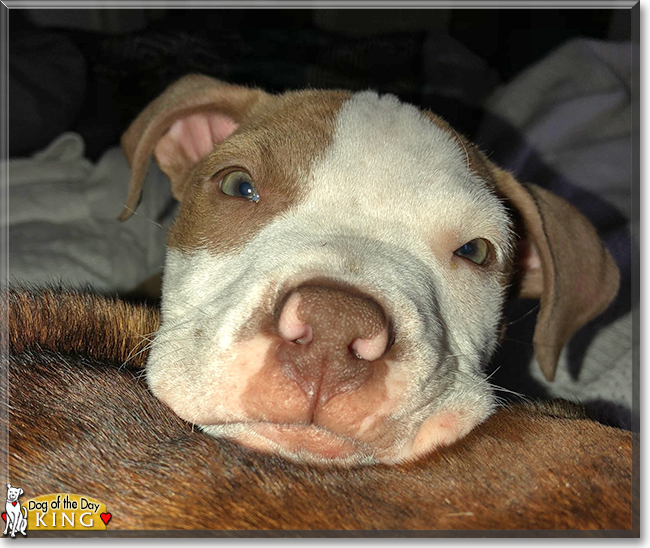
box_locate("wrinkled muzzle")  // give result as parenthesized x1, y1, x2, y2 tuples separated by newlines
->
(147, 226, 496, 465)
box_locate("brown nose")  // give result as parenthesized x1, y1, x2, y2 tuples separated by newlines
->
(275, 283, 391, 406)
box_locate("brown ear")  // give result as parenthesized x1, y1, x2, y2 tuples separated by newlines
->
(490, 165, 620, 381)
(119, 74, 270, 221)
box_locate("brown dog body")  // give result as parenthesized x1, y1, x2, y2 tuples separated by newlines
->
(5, 289, 634, 533)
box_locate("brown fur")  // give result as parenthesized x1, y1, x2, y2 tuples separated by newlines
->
(119, 74, 270, 219)
(166, 90, 350, 253)
(487, 165, 620, 380)
(5, 287, 159, 369)
(5, 289, 634, 534)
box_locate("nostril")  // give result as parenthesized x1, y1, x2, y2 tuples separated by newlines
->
(350, 328, 389, 362)
(292, 324, 313, 345)
(349, 343, 364, 360)
(277, 293, 314, 344)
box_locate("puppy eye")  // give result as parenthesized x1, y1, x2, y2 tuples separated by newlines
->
(454, 238, 490, 265)
(219, 170, 260, 203)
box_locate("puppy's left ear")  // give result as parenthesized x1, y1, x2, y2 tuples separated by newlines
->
(119, 74, 270, 221)
(490, 164, 620, 381)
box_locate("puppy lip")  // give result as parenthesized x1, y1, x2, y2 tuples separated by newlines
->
(234, 422, 369, 461)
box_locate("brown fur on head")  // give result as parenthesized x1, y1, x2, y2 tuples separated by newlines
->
(7, 289, 633, 532)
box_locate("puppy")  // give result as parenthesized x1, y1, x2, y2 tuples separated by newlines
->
(119, 74, 620, 465)
(3, 484, 27, 538)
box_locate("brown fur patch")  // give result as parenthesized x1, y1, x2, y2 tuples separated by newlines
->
(119, 75, 271, 220)
(167, 90, 352, 254)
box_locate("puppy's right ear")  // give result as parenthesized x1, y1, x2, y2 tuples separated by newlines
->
(119, 74, 270, 221)
(489, 164, 620, 382)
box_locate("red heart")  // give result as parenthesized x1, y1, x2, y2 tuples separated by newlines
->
(100, 513, 111, 525)
(1, 512, 6, 522)
(11, 502, 16, 507)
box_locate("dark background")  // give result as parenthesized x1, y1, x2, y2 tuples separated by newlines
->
(9, 8, 632, 159)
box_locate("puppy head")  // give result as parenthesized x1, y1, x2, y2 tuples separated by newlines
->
(121, 75, 619, 465)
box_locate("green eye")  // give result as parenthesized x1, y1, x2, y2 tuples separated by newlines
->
(454, 238, 490, 265)
(219, 170, 260, 203)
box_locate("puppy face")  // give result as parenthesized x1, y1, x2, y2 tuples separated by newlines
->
(121, 76, 619, 465)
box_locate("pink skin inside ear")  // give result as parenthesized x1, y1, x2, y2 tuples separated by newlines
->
(155, 112, 239, 167)
(519, 238, 541, 271)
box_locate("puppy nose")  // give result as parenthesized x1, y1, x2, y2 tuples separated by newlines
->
(276, 283, 391, 404)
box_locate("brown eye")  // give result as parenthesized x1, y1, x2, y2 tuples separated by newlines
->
(219, 170, 259, 203)
(454, 238, 490, 265)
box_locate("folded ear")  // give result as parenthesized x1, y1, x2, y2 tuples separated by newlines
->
(119, 74, 270, 221)
(490, 165, 620, 381)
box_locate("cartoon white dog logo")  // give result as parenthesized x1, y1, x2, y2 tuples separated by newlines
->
(3, 484, 27, 537)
